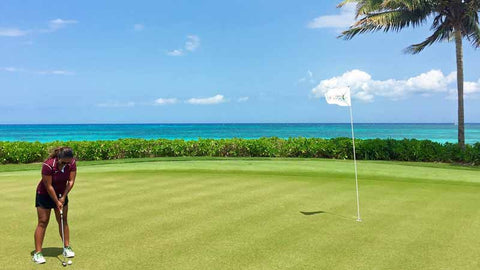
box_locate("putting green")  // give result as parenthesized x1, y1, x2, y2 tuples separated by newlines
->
(1, 157, 480, 269)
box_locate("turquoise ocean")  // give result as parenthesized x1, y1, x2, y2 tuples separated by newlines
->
(1, 123, 479, 144)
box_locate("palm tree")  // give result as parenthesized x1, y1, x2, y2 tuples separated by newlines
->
(339, 0, 480, 149)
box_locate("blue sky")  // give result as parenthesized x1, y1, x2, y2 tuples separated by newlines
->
(0, 0, 479, 124)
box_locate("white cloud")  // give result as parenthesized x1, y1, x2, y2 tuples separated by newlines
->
(464, 80, 480, 95)
(155, 98, 178, 105)
(2, 67, 22, 72)
(185, 35, 200, 51)
(48, 19, 78, 30)
(0, 19, 76, 37)
(447, 79, 480, 99)
(167, 49, 184, 56)
(307, 3, 356, 30)
(40, 19, 78, 33)
(168, 35, 200, 56)
(37, 70, 74, 75)
(134, 24, 144, 31)
(154, 95, 233, 105)
(0, 28, 28, 37)
(405, 70, 456, 91)
(186, 94, 226, 105)
(97, 102, 135, 108)
(1, 67, 73, 75)
(237, 97, 249, 102)
(299, 70, 316, 84)
(312, 69, 480, 102)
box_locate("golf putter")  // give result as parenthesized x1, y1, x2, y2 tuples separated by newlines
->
(59, 194, 67, 267)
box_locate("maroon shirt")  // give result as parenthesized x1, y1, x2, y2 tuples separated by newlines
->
(36, 158, 77, 196)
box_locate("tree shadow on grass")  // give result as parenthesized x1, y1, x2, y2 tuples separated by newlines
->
(31, 247, 63, 262)
(300, 210, 352, 220)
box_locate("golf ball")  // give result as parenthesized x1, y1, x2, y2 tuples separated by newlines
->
(62, 262, 67, 267)
(68, 260, 73, 265)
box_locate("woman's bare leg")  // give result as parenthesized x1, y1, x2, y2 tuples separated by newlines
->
(34, 207, 51, 253)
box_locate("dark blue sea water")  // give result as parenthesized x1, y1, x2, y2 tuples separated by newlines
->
(0, 123, 479, 144)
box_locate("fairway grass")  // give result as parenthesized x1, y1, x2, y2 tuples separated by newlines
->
(1, 158, 480, 270)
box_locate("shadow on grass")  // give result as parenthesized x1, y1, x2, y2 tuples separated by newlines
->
(300, 211, 326, 215)
(31, 247, 64, 262)
(300, 210, 352, 220)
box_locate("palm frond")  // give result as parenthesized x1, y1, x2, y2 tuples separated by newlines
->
(337, 0, 384, 18)
(405, 21, 453, 54)
(382, 0, 434, 11)
(337, 0, 360, 8)
(466, 24, 480, 47)
(356, 0, 385, 16)
(337, 0, 479, 51)
(459, 2, 480, 46)
(340, 9, 430, 39)
(466, 0, 480, 11)
(462, 10, 479, 30)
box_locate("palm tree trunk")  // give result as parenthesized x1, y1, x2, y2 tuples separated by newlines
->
(454, 29, 465, 149)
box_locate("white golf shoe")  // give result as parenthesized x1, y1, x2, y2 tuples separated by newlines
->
(63, 246, 75, 258)
(32, 252, 46, 264)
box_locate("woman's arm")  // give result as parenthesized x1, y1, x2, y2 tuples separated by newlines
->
(58, 171, 76, 206)
(64, 171, 76, 197)
(42, 174, 62, 210)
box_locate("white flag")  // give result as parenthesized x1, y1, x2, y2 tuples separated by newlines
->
(325, 87, 351, 107)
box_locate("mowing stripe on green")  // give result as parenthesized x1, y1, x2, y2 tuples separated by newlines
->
(1, 158, 480, 270)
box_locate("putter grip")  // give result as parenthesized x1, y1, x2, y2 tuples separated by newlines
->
(59, 194, 63, 214)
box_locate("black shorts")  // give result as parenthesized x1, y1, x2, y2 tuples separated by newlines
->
(35, 194, 69, 209)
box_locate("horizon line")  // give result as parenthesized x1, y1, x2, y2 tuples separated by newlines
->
(1, 122, 479, 125)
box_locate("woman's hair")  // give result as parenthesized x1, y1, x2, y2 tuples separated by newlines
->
(49, 147, 74, 159)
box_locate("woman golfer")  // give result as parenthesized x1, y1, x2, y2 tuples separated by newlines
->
(32, 147, 76, 264)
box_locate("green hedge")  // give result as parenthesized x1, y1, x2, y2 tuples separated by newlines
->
(0, 138, 478, 165)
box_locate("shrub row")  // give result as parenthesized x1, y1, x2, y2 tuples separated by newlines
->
(0, 138, 478, 165)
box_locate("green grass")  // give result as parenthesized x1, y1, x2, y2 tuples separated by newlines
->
(1, 157, 480, 270)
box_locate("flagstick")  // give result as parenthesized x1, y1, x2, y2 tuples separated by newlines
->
(349, 104, 362, 222)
